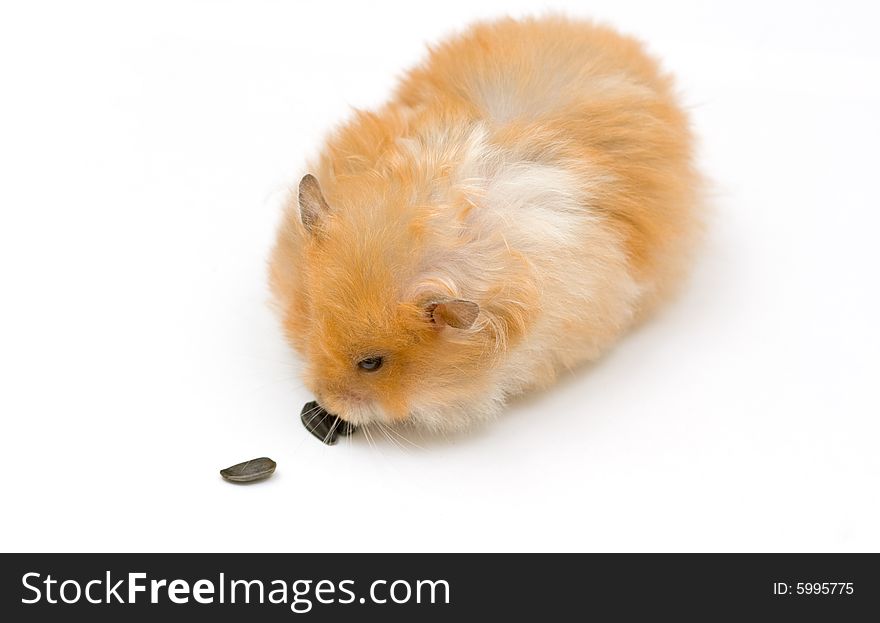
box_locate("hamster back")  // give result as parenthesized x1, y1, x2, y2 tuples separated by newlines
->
(269, 16, 702, 431)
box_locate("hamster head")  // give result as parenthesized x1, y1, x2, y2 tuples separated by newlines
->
(269, 172, 510, 431)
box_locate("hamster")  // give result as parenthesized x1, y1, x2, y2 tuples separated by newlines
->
(269, 16, 702, 431)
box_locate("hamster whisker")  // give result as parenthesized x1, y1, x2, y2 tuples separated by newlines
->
(302, 406, 327, 430)
(363, 424, 378, 453)
(323, 416, 342, 445)
(300, 404, 322, 423)
(380, 422, 424, 451)
(376, 422, 406, 453)
(368, 425, 383, 454)
(375, 424, 395, 449)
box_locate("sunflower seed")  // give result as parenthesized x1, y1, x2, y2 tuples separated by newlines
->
(220, 457, 276, 483)
(300, 400, 356, 445)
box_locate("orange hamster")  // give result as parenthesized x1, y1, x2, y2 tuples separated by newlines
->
(269, 16, 702, 431)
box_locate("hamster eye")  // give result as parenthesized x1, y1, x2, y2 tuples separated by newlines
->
(357, 356, 383, 372)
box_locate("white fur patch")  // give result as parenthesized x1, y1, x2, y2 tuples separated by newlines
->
(400, 126, 643, 428)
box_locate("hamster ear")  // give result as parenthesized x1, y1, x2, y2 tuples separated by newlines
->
(298, 174, 330, 234)
(427, 298, 480, 330)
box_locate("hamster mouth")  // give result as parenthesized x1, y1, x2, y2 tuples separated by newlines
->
(300, 400, 357, 445)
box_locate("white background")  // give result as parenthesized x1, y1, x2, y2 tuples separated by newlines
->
(1, 0, 878, 553)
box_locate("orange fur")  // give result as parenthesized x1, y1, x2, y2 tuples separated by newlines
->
(269, 16, 702, 430)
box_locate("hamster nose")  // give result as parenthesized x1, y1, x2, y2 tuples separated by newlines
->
(339, 389, 368, 403)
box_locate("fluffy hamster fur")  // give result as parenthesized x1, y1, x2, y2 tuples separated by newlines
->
(269, 16, 702, 431)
